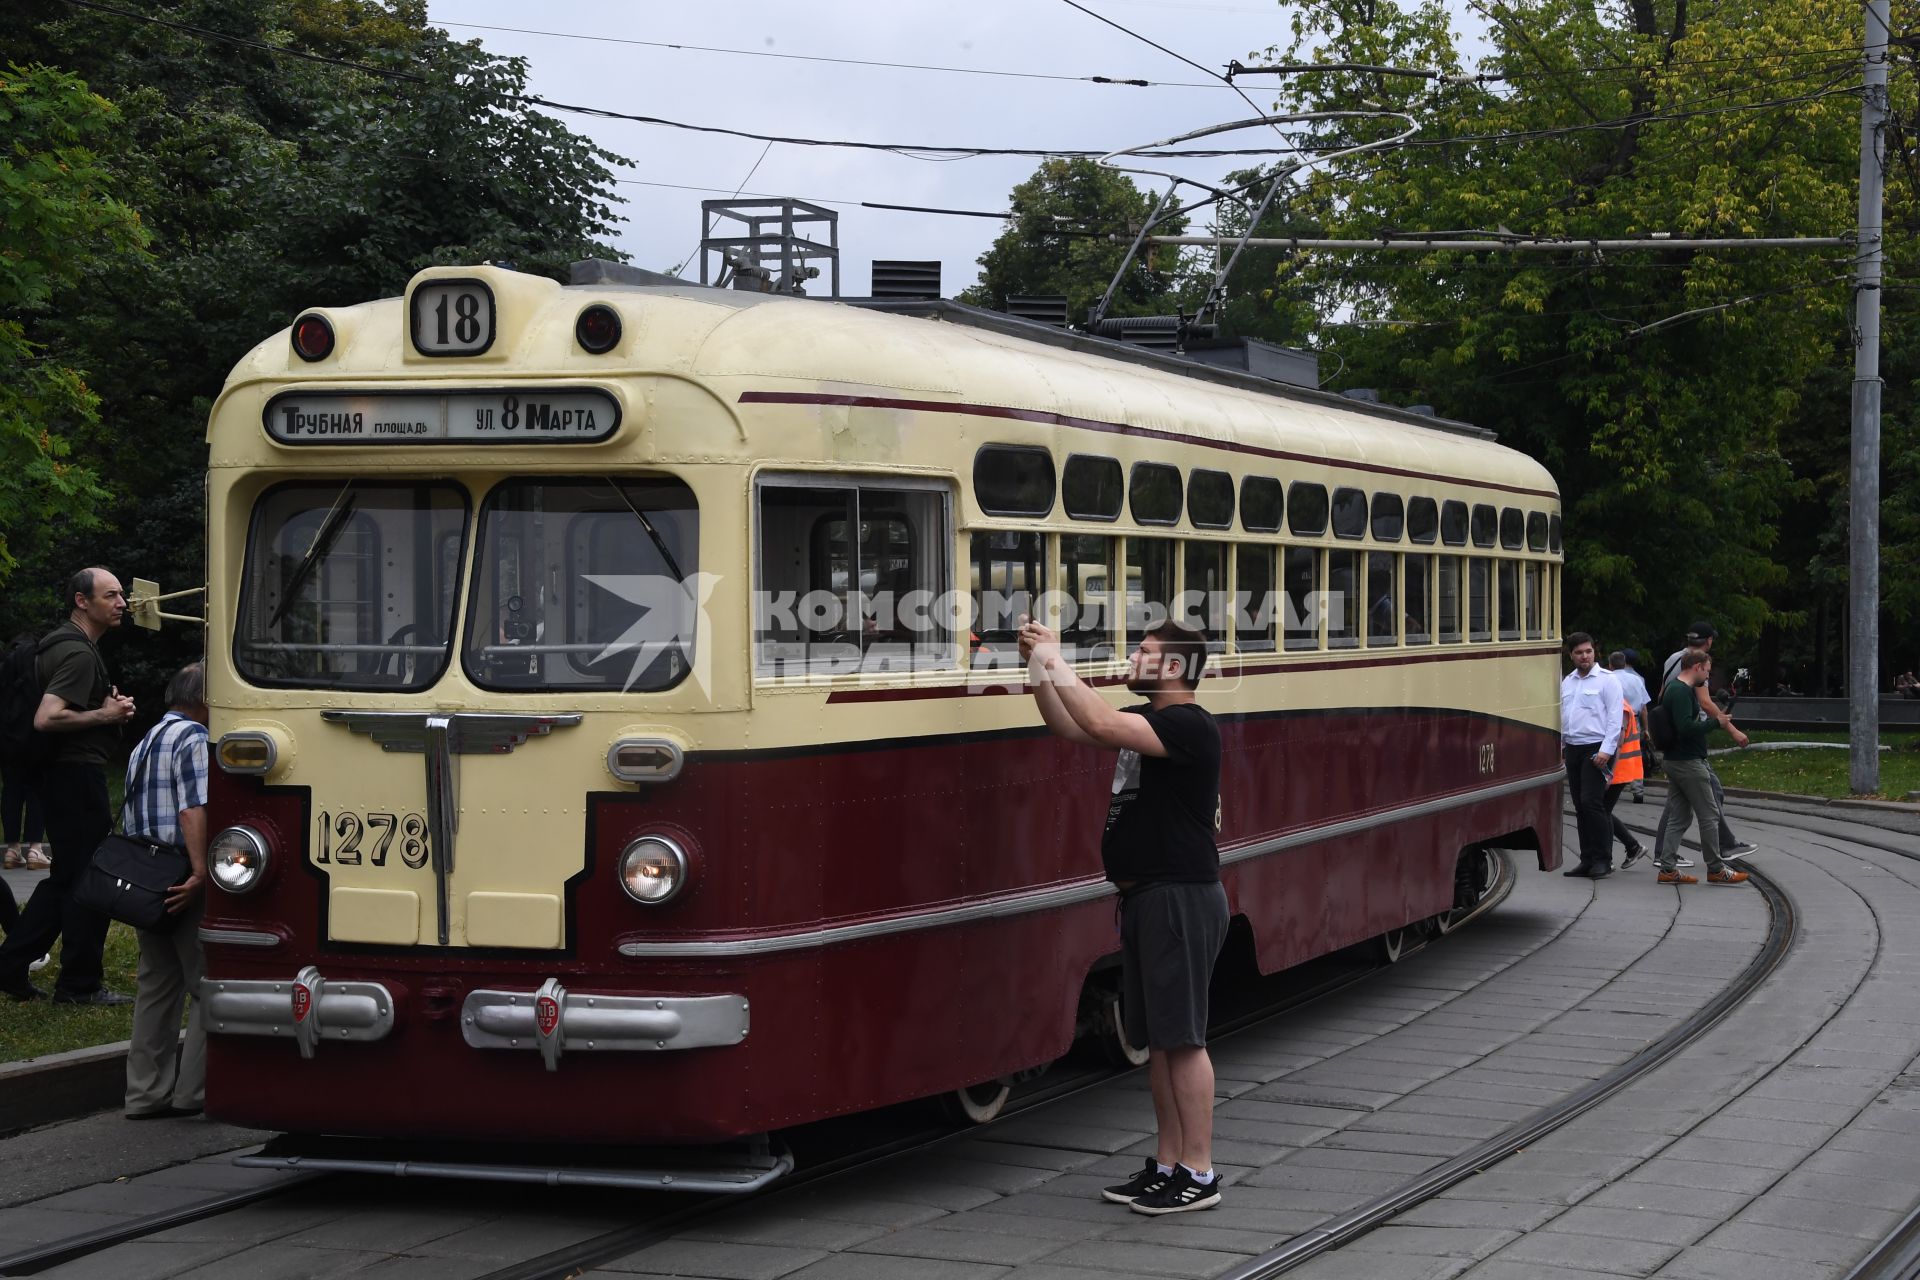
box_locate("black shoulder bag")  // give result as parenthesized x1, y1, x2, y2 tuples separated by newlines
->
(75, 729, 192, 934)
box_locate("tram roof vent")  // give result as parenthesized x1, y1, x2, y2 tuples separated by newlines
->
(1405, 404, 1436, 416)
(1006, 295, 1070, 328)
(1341, 387, 1383, 403)
(871, 260, 942, 300)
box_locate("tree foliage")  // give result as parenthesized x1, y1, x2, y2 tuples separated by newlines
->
(0, 0, 627, 705)
(0, 63, 149, 584)
(958, 158, 1191, 323)
(1246, 0, 1897, 680)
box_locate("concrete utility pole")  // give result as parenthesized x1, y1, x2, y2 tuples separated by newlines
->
(1851, 0, 1890, 794)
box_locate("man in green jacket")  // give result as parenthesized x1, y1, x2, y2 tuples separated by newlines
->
(1653, 648, 1750, 886)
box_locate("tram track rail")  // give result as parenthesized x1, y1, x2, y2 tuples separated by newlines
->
(468, 856, 1518, 1280)
(0, 852, 1518, 1280)
(1215, 830, 1795, 1279)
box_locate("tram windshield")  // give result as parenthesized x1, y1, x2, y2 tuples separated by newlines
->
(236, 481, 468, 691)
(463, 477, 699, 692)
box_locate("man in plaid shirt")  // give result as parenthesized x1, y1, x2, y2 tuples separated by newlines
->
(122, 662, 210, 1120)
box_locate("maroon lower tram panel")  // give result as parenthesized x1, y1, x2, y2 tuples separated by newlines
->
(202, 709, 1560, 1144)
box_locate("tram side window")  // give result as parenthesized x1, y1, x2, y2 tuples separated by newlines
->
(1182, 541, 1227, 652)
(1063, 455, 1124, 521)
(466, 477, 702, 692)
(1061, 534, 1117, 661)
(1235, 545, 1276, 652)
(1440, 500, 1469, 546)
(1241, 476, 1283, 533)
(1525, 561, 1543, 640)
(1328, 549, 1360, 649)
(1408, 497, 1439, 544)
(1288, 482, 1329, 536)
(1469, 558, 1492, 642)
(1497, 560, 1520, 642)
(237, 482, 467, 692)
(970, 530, 1043, 669)
(1331, 488, 1368, 540)
(754, 480, 950, 676)
(1405, 553, 1433, 645)
(1371, 493, 1404, 542)
(1437, 555, 1463, 643)
(1471, 504, 1498, 548)
(1284, 547, 1320, 650)
(1127, 537, 1175, 648)
(1365, 551, 1396, 647)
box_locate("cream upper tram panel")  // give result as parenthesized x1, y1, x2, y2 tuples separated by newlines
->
(208, 265, 1558, 518)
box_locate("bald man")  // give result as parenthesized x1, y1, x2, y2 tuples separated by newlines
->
(0, 568, 136, 1003)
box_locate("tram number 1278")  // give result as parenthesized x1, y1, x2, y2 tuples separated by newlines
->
(316, 810, 431, 868)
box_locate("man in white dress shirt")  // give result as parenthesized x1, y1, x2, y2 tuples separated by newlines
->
(1560, 633, 1624, 879)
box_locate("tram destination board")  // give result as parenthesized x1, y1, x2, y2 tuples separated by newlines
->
(264, 388, 620, 444)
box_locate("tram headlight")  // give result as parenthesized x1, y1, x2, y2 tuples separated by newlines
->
(618, 835, 688, 905)
(209, 826, 272, 895)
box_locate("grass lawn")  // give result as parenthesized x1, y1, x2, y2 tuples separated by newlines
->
(0, 771, 144, 1064)
(1702, 729, 1920, 801)
(0, 921, 141, 1063)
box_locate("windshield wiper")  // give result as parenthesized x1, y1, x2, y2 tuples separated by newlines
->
(269, 482, 357, 628)
(607, 478, 686, 583)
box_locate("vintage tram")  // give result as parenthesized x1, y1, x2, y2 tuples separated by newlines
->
(195, 262, 1564, 1187)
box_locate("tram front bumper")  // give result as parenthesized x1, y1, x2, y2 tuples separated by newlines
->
(200, 969, 749, 1070)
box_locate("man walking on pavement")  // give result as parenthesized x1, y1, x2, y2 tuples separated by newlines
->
(1661, 622, 1758, 862)
(1561, 633, 1624, 879)
(1654, 649, 1751, 886)
(1019, 615, 1227, 1216)
(0, 568, 137, 1003)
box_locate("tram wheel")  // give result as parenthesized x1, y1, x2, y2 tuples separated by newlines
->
(1096, 991, 1151, 1069)
(939, 1079, 1013, 1125)
(1433, 846, 1501, 935)
(1376, 925, 1410, 963)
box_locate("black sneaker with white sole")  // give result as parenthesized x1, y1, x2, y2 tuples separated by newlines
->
(1721, 842, 1757, 861)
(1621, 844, 1649, 870)
(1101, 1158, 1170, 1204)
(1129, 1165, 1222, 1215)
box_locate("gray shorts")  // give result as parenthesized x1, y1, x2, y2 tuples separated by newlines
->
(1120, 880, 1229, 1051)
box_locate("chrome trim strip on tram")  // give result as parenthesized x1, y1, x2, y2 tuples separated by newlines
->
(197, 927, 283, 949)
(617, 768, 1565, 959)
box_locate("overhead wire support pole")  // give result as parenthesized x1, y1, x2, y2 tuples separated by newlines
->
(1851, 0, 1890, 794)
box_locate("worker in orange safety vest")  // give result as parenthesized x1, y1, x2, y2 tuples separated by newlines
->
(1607, 697, 1651, 870)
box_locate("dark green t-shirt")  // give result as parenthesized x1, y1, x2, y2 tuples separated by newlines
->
(1660, 678, 1715, 761)
(37, 621, 116, 767)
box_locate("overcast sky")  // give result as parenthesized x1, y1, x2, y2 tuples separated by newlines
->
(421, 1, 1488, 297)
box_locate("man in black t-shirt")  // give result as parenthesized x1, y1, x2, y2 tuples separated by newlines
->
(0, 568, 137, 1003)
(1020, 615, 1226, 1217)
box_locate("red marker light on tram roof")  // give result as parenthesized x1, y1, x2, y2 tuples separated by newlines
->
(291, 313, 335, 362)
(575, 304, 621, 355)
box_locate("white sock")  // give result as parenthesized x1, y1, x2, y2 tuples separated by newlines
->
(1182, 1164, 1215, 1184)
(1155, 1162, 1174, 1176)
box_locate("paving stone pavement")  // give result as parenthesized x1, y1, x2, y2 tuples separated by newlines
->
(8, 798, 1920, 1279)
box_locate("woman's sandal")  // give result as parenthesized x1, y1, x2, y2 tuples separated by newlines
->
(23, 845, 50, 870)
(1, 845, 18, 870)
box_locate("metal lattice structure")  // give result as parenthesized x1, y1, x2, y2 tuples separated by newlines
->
(698, 198, 840, 297)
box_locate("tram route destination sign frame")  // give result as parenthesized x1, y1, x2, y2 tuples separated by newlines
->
(264, 388, 620, 445)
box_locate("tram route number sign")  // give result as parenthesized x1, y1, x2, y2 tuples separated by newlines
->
(316, 809, 430, 869)
(264, 389, 620, 445)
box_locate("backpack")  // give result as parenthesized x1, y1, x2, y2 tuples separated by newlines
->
(0, 632, 47, 766)
(1645, 690, 1679, 753)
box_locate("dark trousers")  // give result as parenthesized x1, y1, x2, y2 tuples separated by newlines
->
(1708, 770, 1737, 847)
(1, 761, 43, 845)
(0, 764, 111, 996)
(1604, 782, 1641, 853)
(1563, 742, 1614, 870)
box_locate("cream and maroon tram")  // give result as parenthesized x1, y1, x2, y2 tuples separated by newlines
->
(196, 263, 1563, 1184)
